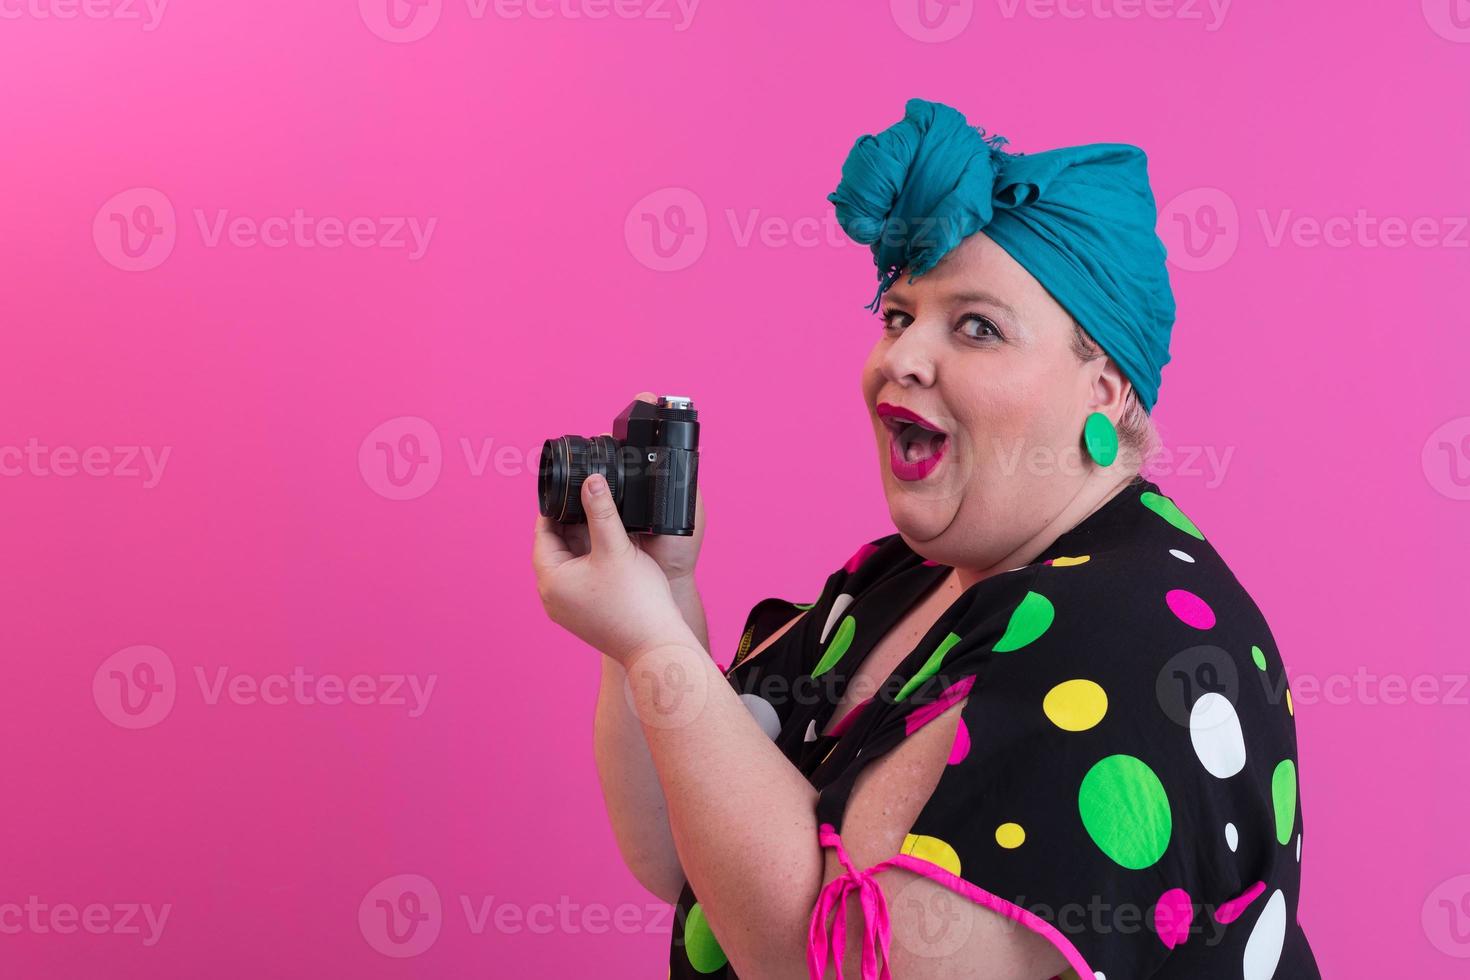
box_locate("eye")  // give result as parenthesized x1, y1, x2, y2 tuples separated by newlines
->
(879, 308, 910, 333)
(958, 313, 1003, 341)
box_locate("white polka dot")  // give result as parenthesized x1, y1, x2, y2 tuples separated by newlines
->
(1296, 834, 1302, 862)
(740, 694, 781, 740)
(1095, 973, 1107, 980)
(1225, 822, 1239, 852)
(820, 593, 855, 644)
(804, 719, 818, 742)
(1243, 889, 1286, 980)
(1189, 692, 1247, 778)
(1170, 549, 1195, 562)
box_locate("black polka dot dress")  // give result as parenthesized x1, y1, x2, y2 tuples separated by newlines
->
(667, 476, 1321, 979)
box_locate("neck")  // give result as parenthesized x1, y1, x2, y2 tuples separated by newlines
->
(952, 471, 1139, 593)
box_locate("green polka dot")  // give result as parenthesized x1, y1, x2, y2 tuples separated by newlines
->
(683, 902, 727, 973)
(792, 601, 816, 610)
(1078, 754, 1173, 870)
(1251, 645, 1268, 671)
(1272, 759, 1297, 845)
(1140, 491, 1204, 540)
(896, 631, 963, 702)
(811, 615, 855, 678)
(992, 591, 1054, 652)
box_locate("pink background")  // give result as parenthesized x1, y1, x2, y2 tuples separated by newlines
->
(3, 1, 1468, 976)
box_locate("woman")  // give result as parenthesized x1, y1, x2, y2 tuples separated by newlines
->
(533, 99, 1320, 979)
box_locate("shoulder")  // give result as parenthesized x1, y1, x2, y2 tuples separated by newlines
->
(1013, 489, 1289, 707)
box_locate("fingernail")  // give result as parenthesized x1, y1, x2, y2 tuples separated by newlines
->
(588, 474, 606, 495)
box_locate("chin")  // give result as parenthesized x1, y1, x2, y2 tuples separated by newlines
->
(884, 488, 955, 545)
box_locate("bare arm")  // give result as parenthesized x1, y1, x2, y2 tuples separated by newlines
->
(595, 656, 685, 903)
(627, 633, 1069, 979)
(593, 585, 801, 905)
(625, 631, 825, 978)
(667, 573, 710, 654)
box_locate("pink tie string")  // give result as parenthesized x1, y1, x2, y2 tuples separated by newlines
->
(807, 823, 902, 980)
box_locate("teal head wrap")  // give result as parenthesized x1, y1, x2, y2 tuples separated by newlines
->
(828, 97, 1175, 412)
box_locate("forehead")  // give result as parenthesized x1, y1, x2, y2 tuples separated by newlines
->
(885, 231, 1046, 312)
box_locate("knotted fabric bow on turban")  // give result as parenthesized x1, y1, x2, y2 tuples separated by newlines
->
(827, 97, 1176, 412)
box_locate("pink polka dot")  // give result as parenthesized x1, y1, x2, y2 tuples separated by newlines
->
(828, 698, 870, 738)
(1151, 887, 1194, 949)
(1165, 588, 1216, 629)
(1214, 880, 1265, 924)
(948, 719, 970, 765)
(844, 542, 880, 574)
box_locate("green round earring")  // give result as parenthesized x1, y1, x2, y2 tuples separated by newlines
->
(1083, 411, 1118, 467)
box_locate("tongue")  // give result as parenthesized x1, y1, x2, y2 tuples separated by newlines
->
(904, 430, 945, 462)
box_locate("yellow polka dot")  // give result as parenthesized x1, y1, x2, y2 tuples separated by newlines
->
(1050, 555, 1090, 566)
(1043, 679, 1108, 732)
(1287, 688, 1293, 715)
(900, 833, 962, 877)
(995, 823, 1026, 849)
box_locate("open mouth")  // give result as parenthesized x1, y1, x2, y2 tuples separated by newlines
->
(885, 418, 949, 463)
(877, 407, 950, 480)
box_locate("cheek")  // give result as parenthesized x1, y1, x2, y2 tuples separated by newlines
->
(860, 347, 885, 400)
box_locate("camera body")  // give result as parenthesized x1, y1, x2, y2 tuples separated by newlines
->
(538, 395, 700, 535)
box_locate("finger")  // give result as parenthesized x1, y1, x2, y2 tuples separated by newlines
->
(562, 521, 591, 558)
(532, 514, 575, 570)
(581, 473, 633, 561)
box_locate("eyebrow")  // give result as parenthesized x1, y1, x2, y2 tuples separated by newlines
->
(881, 288, 1022, 321)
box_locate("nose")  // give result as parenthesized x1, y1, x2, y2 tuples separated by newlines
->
(879, 318, 937, 388)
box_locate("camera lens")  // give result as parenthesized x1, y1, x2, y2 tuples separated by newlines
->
(538, 435, 622, 523)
